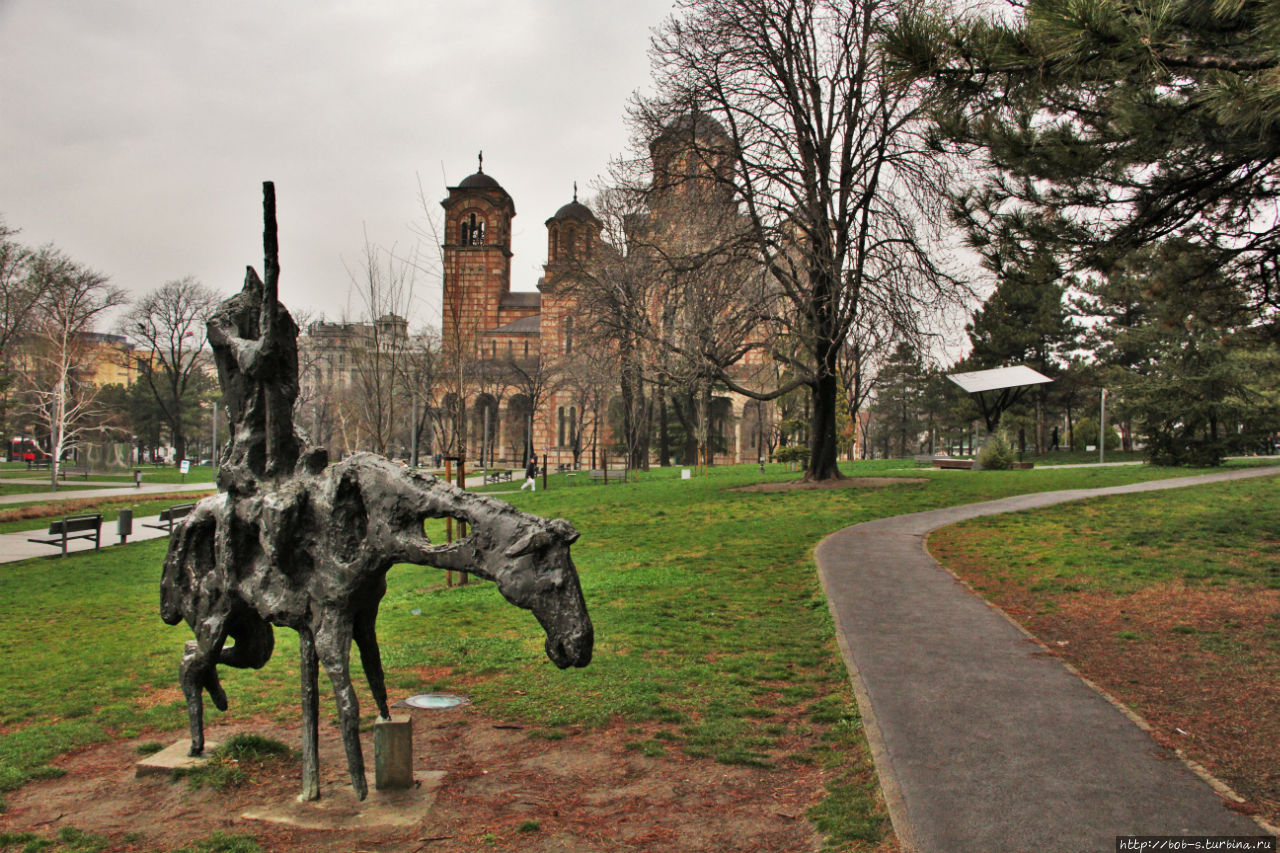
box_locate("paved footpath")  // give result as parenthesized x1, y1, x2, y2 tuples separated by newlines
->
(816, 466, 1280, 852)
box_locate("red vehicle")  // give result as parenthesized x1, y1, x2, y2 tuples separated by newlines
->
(8, 437, 48, 464)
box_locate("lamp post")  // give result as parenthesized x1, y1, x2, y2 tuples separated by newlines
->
(1100, 388, 1107, 464)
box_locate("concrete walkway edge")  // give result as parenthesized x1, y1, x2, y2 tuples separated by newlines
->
(816, 466, 1280, 852)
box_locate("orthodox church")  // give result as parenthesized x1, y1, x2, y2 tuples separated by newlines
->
(438, 119, 775, 469)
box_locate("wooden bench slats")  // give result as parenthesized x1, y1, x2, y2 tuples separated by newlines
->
(27, 513, 102, 556)
(142, 503, 196, 533)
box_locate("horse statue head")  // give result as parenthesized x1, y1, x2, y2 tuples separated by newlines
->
(495, 517, 593, 669)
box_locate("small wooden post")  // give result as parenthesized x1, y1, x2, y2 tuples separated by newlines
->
(541, 453, 548, 491)
(444, 458, 453, 587)
(602, 451, 608, 486)
(456, 459, 468, 585)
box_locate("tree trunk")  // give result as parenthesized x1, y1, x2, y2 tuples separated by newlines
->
(805, 370, 843, 481)
(658, 391, 671, 466)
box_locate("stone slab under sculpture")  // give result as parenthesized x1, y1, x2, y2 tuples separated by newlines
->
(160, 183, 593, 801)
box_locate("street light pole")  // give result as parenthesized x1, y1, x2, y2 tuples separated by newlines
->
(1100, 388, 1107, 464)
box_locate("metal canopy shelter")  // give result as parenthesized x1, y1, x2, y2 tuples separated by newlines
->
(947, 366, 1053, 432)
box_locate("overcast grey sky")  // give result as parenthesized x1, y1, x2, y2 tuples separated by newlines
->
(0, 1, 675, 330)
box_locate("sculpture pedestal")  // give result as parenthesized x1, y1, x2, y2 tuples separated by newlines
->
(374, 715, 413, 790)
(135, 740, 220, 778)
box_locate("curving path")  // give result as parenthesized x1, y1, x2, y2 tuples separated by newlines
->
(816, 466, 1280, 852)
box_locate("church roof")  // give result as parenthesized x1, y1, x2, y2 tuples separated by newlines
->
(654, 111, 731, 148)
(488, 313, 541, 334)
(550, 199, 598, 224)
(458, 170, 503, 190)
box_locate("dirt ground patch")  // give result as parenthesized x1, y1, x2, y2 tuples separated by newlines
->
(933, 550, 1280, 828)
(734, 477, 927, 493)
(0, 707, 879, 852)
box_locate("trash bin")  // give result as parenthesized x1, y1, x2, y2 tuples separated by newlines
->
(133, 469, 143, 488)
(117, 509, 133, 544)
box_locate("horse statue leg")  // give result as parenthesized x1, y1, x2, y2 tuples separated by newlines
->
(313, 612, 369, 800)
(178, 616, 230, 757)
(297, 627, 321, 802)
(353, 597, 391, 720)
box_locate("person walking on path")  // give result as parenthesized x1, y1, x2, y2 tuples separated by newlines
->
(521, 458, 537, 492)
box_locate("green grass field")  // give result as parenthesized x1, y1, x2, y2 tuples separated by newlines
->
(930, 475, 1280, 596)
(0, 459, 1268, 850)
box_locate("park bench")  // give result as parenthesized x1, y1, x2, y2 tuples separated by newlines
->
(933, 458, 974, 470)
(26, 458, 51, 471)
(482, 469, 513, 485)
(143, 502, 196, 534)
(588, 469, 627, 484)
(58, 465, 91, 480)
(27, 514, 102, 557)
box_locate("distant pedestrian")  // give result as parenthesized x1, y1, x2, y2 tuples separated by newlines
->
(521, 458, 537, 492)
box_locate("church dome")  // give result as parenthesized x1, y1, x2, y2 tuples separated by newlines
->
(551, 199, 598, 224)
(654, 111, 731, 148)
(458, 170, 503, 190)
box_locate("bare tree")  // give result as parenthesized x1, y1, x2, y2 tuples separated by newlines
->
(0, 222, 39, 366)
(0, 221, 40, 436)
(559, 340, 613, 468)
(398, 325, 441, 467)
(344, 237, 418, 456)
(20, 246, 126, 486)
(640, 0, 965, 479)
(563, 186, 664, 470)
(120, 276, 220, 463)
(502, 350, 561, 464)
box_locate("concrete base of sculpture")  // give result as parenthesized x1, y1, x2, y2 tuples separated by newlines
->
(135, 740, 221, 778)
(240, 770, 446, 830)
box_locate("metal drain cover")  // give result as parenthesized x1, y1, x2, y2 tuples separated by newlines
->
(397, 693, 470, 710)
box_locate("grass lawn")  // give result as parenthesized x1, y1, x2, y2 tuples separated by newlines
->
(0, 459, 1264, 850)
(928, 474, 1280, 823)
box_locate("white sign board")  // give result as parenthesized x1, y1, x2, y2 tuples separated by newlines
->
(180, 459, 191, 474)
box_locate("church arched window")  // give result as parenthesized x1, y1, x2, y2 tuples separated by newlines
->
(461, 213, 486, 246)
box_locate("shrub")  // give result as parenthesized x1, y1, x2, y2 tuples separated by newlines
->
(976, 431, 1016, 470)
(772, 446, 807, 465)
(1072, 417, 1120, 451)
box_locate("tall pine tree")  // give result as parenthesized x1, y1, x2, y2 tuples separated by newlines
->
(965, 242, 1072, 451)
(885, 0, 1280, 333)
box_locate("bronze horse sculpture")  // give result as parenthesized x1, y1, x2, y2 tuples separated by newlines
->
(160, 183, 592, 801)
